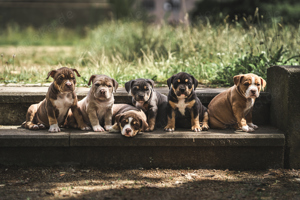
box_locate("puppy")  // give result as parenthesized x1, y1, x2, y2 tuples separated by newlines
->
(109, 104, 148, 137)
(164, 72, 209, 132)
(22, 67, 89, 132)
(125, 78, 167, 131)
(208, 73, 266, 132)
(78, 74, 118, 132)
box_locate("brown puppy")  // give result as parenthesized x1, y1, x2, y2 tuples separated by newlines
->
(78, 75, 118, 132)
(109, 104, 148, 137)
(208, 73, 266, 132)
(22, 67, 89, 132)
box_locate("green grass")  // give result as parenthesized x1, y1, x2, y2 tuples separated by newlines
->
(0, 18, 299, 87)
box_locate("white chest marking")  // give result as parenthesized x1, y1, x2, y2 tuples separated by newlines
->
(53, 93, 74, 124)
(176, 98, 187, 116)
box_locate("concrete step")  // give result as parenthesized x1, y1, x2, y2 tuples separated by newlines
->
(0, 125, 284, 169)
(0, 87, 271, 125)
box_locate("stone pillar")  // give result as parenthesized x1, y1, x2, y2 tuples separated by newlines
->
(267, 66, 300, 168)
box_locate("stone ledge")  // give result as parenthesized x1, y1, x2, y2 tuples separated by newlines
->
(0, 125, 284, 147)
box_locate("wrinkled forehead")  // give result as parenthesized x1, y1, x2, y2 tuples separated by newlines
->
(93, 76, 113, 85)
(133, 79, 151, 87)
(242, 74, 260, 84)
(122, 112, 139, 121)
(55, 69, 75, 79)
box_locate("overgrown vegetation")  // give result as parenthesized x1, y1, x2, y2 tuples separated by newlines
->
(0, 15, 299, 86)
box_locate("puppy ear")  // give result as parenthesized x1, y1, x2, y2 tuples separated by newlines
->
(111, 78, 119, 93)
(260, 77, 267, 91)
(125, 80, 135, 93)
(167, 75, 175, 89)
(190, 75, 198, 89)
(146, 79, 155, 88)
(233, 75, 244, 86)
(46, 70, 57, 80)
(71, 69, 81, 77)
(140, 118, 149, 132)
(115, 114, 124, 125)
(88, 75, 96, 86)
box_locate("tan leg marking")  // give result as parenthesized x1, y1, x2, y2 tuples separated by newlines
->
(146, 117, 156, 132)
(201, 111, 209, 131)
(164, 110, 176, 132)
(191, 112, 201, 132)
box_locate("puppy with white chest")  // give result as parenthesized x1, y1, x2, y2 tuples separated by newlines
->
(78, 75, 118, 132)
(164, 72, 209, 132)
(22, 67, 89, 132)
(125, 78, 168, 131)
(208, 73, 266, 132)
(109, 104, 148, 137)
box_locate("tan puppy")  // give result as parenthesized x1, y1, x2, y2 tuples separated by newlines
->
(22, 67, 89, 132)
(79, 75, 118, 132)
(208, 73, 266, 132)
(109, 104, 148, 137)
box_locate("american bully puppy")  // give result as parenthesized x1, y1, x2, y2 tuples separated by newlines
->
(22, 67, 89, 132)
(164, 72, 209, 132)
(109, 104, 148, 137)
(78, 74, 118, 132)
(208, 73, 266, 132)
(125, 78, 167, 131)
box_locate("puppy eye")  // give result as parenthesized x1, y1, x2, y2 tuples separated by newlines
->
(95, 83, 100, 87)
(125, 119, 129, 123)
(107, 85, 112, 88)
(144, 86, 148, 90)
(59, 76, 64, 80)
(257, 83, 260, 86)
(244, 83, 250, 86)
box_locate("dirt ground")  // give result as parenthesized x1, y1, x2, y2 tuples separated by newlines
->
(1, 167, 300, 200)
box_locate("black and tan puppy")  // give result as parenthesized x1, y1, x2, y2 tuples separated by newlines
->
(164, 72, 209, 132)
(77, 75, 118, 132)
(125, 78, 167, 131)
(109, 104, 148, 137)
(22, 67, 89, 132)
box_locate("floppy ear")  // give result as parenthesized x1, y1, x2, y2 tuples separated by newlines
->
(260, 77, 267, 91)
(190, 75, 198, 89)
(115, 113, 123, 125)
(125, 80, 135, 93)
(46, 70, 57, 79)
(167, 75, 175, 89)
(111, 78, 119, 93)
(233, 74, 244, 86)
(140, 118, 149, 132)
(146, 79, 155, 88)
(71, 69, 81, 77)
(88, 75, 96, 86)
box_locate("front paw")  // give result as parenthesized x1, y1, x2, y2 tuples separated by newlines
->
(92, 125, 105, 132)
(104, 125, 112, 131)
(192, 125, 202, 132)
(109, 126, 119, 133)
(164, 125, 175, 132)
(242, 125, 255, 132)
(145, 126, 154, 132)
(48, 124, 61, 133)
(248, 123, 258, 130)
(201, 123, 209, 131)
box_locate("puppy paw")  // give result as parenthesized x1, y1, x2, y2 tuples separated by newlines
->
(32, 124, 39, 130)
(145, 127, 154, 132)
(93, 125, 105, 132)
(48, 124, 61, 133)
(164, 125, 175, 132)
(109, 127, 119, 133)
(242, 125, 255, 132)
(248, 123, 258, 129)
(201, 123, 209, 131)
(104, 125, 112, 131)
(192, 125, 202, 132)
(81, 126, 92, 131)
(38, 124, 46, 129)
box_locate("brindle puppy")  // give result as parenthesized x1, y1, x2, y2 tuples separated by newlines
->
(22, 67, 89, 132)
(125, 78, 167, 131)
(109, 104, 148, 137)
(77, 75, 118, 132)
(164, 72, 209, 132)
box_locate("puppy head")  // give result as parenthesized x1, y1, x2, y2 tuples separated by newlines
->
(167, 72, 198, 99)
(125, 79, 154, 104)
(88, 75, 118, 100)
(47, 67, 81, 93)
(115, 111, 148, 137)
(234, 73, 266, 98)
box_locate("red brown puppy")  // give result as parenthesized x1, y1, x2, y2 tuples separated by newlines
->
(22, 67, 89, 132)
(208, 73, 266, 132)
(109, 104, 148, 137)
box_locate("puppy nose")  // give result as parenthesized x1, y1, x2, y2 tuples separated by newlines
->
(251, 90, 256, 94)
(100, 89, 106, 94)
(125, 128, 132, 134)
(65, 81, 72, 87)
(179, 88, 185, 93)
(138, 94, 144, 99)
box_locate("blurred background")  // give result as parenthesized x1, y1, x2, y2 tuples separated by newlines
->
(0, 0, 299, 86)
